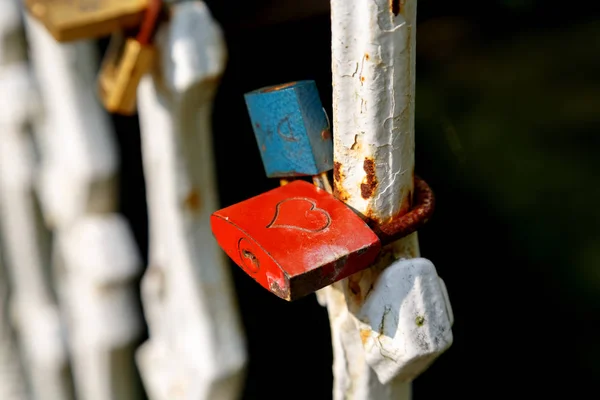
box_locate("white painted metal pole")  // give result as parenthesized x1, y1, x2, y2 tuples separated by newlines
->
(328, 1, 453, 398)
(0, 2, 72, 399)
(0, 250, 29, 400)
(23, 13, 145, 400)
(0, 65, 74, 400)
(135, 2, 247, 399)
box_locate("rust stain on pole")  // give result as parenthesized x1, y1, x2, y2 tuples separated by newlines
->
(184, 188, 202, 212)
(360, 329, 370, 345)
(348, 277, 362, 301)
(390, 0, 405, 16)
(333, 161, 350, 201)
(370, 176, 435, 246)
(333, 161, 342, 182)
(360, 158, 378, 199)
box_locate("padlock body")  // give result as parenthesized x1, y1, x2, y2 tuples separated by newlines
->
(25, 0, 148, 42)
(244, 81, 333, 178)
(211, 181, 381, 301)
(98, 34, 154, 115)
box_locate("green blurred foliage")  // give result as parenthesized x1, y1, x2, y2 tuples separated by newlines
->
(417, 19, 599, 299)
(412, 13, 599, 388)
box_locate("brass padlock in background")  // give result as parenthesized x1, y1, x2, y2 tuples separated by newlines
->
(24, 0, 149, 42)
(97, 0, 163, 115)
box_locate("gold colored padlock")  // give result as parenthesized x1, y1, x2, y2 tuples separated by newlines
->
(24, 0, 150, 42)
(97, 0, 163, 115)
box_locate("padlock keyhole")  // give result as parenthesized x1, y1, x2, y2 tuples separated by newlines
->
(242, 249, 259, 267)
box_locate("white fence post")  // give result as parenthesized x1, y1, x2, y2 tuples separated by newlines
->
(0, 2, 73, 399)
(23, 13, 145, 400)
(0, 65, 74, 400)
(328, 0, 454, 398)
(0, 252, 29, 400)
(135, 2, 247, 399)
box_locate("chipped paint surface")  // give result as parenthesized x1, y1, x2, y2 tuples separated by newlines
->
(0, 32, 70, 398)
(266, 272, 288, 299)
(360, 158, 378, 199)
(329, 0, 453, 398)
(332, 0, 416, 221)
(372, 176, 435, 246)
(183, 188, 202, 213)
(23, 11, 146, 400)
(355, 258, 453, 384)
(135, 3, 247, 399)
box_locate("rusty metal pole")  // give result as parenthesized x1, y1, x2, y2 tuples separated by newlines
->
(135, 3, 247, 399)
(328, 0, 453, 398)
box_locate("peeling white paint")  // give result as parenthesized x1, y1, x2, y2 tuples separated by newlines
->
(135, 3, 247, 399)
(23, 22, 117, 231)
(355, 258, 453, 384)
(23, 13, 144, 400)
(53, 216, 145, 400)
(0, 68, 73, 399)
(332, 0, 416, 219)
(329, 0, 453, 398)
(0, 2, 72, 398)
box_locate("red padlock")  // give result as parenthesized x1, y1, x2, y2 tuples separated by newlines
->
(211, 178, 434, 301)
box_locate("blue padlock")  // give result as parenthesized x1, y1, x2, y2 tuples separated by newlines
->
(244, 81, 333, 178)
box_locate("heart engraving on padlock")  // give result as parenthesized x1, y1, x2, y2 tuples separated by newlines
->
(266, 197, 331, 233)
(211, 180, 382, 300)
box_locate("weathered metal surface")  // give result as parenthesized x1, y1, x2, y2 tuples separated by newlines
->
(371, 176, 435, 246)
(0, 3, 73, 398)
(211, 180, 381, 300)
(328, 0, 454, 398)
(135, 2, 247, 399)
(331, 0, 416, 218)
(0, 67, 75, 400)
(219, 77, 432, 302)
(23, 0, 148, 42)
(355, 258, 453, 384)
(244, 80, 333, 177)
(24, 12, 145, 400)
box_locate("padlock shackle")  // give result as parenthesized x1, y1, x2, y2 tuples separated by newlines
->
(368, 176, 435, 246)
(136, 0, 163, 45)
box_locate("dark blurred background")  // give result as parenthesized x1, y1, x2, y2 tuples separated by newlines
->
(106, 0, 599, 398)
